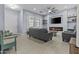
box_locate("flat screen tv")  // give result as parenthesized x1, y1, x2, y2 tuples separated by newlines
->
(51, 17, 61, 24)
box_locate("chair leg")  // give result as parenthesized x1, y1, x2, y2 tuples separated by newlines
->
(1, 47, 4, 54)
(14, 37, 17, 51)
(1, 50, 4, 54)
(15, 45, 17, 51)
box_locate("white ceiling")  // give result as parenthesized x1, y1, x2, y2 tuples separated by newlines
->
(19, 4, 65, 15)
(6, 4, 77, 15)
(19, 4, 77, 15)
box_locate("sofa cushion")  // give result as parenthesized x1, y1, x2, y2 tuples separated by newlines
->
(39, 29, 47, 33)
(28, 28, 53, 42)
(4, 38, 14, 44)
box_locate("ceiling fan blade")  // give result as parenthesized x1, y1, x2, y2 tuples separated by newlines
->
(47, 6, 51, 9)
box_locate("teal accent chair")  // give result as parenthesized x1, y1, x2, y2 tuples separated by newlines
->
(0, 31, 17, 54)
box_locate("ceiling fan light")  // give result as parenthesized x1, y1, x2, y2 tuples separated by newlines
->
(48, 10, 51, 13)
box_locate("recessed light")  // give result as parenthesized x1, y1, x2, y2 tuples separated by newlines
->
(33, 8, 37, 10)
(6, 4, 20, 9)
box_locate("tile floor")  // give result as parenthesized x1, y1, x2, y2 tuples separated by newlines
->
(7, 32, 69, 54)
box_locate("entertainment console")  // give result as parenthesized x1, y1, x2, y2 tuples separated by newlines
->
(49, 27, 63, 31)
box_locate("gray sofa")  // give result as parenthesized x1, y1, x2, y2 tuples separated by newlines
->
(27, 28, 53, 42)
(62, 29, 76, 42)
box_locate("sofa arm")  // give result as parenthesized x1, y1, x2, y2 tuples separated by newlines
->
(39, 32, 53, 41)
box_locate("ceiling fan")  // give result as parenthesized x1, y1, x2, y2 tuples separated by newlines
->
(39, 6, 58, 14)
(47, 6, 58, 13)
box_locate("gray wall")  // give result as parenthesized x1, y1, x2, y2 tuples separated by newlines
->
(18, 9, 25, 34)
(0, 5, 4, 31)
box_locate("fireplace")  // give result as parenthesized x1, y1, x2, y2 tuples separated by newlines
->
(49, 27, 63, 31)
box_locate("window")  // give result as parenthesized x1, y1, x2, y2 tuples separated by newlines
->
(28, 16, 41, 28)
(28, 16, 34, 28)
(35, 18, 40, 27)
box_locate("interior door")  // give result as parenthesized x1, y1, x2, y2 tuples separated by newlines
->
(5, 8, 18, 34)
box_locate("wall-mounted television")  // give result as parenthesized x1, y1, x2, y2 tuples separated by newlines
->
(51, 17, 61, 24)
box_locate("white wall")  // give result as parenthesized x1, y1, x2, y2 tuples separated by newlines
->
(76, 5, 79, 47)
(46, 7, 77, 32)
(46, 11, 68, 32)
(5, 8, 19, 34)
(0, 5, 4, 31)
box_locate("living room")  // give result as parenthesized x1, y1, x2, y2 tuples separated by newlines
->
(0, 4, 79, 54)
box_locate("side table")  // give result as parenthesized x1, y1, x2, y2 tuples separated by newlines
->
(69, 37, 79, 54)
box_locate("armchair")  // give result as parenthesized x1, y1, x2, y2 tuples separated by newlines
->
(0, 31, 17, 54)
(62, 29, 76, 42)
